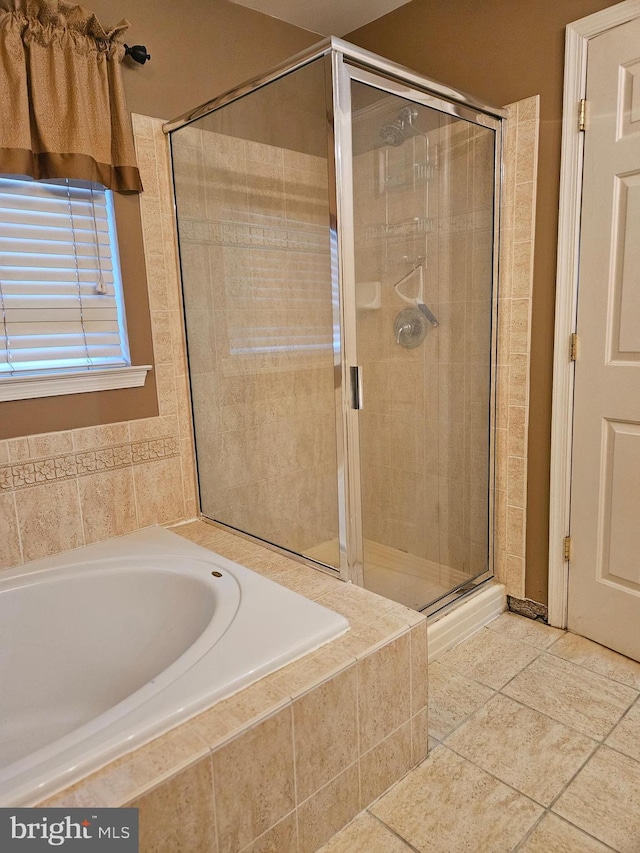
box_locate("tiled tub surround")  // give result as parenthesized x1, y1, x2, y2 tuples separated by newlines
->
(0, 114, 197, 572)
(0, 431, 182, 564)
(0, 526, 350, 807)
(38, 521, 429, 853)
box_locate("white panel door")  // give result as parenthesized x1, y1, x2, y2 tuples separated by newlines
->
(569, 15, 640, 661)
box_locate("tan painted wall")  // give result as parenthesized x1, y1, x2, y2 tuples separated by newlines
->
(0, 117, 198, 570)
(88, 0, 320, 122)
(348, 0, 622, 604)
(1, 0, 319, 439)
(7, 0, 618, 600)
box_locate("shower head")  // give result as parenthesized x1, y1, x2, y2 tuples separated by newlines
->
(379, 106, 419, 147)
(380, 121, 405, 147)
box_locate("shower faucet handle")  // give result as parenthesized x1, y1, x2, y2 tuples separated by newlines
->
(418, 303, 439, 327)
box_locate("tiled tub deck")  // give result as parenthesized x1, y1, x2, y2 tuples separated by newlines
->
(38, 520, 429, 853)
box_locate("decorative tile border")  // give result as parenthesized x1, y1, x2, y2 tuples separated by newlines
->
(0, 437, 180, 493)
(180, 214, 330, 254)
(362, 209, 493, 243)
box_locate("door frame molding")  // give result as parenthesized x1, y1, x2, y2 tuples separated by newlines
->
(548, 0, 640, 627)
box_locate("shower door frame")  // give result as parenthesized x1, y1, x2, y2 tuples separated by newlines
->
(330, 51, 505, 605)
(164, 38, 506, 607)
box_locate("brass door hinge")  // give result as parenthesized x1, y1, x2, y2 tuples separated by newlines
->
(578, 99, 587, 132)
(563, 535, 572, 561)
(569, 332, 578, 362)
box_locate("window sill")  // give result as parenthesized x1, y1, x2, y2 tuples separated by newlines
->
(0, 365, 152, 402)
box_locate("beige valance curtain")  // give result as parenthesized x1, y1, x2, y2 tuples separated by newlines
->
(0, 0, 142, 191)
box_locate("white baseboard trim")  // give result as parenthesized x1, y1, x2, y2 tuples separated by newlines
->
(427, 583, 506, 662)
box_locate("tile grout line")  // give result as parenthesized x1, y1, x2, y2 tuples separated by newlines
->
(497, 648, 640, 734)
(290, 702, 301, 853)
(208, 755, 221, 853)
(74, 475, 87, 548)
(369, 741, 546, 852)
(541, 745, 624, 848)
(10, 489, 24, 564)
(510, 808, 550, 852)
(441, 727, 596, 824)
(484, 628, 640, 698)
(438, 651, 637, 792)
(599, 688, 640, 765)
(323, 615, 638, 852)
(456, 686, 604, 751)
(492, 684, 605, 740)
(433, 742, 545, 813)
(545, 642, 640, 691)
(511, 809, 620, 853)
(236, 809, 298, 853)
(604, 739, 640, 765)
(432, 640, 601, 840)
(366, 809, 423, 853)
(546, 738, 638, 817)
(423, 617, 633, 746)
(432, 628, 550, 739)
(429, 617, 557, 738)
(436, 620, 639, 851)
(431, 678, 498, 743)
(598, 687, 640, 742)
(554, 814, 620, 853)
(440, 699, 600, 799)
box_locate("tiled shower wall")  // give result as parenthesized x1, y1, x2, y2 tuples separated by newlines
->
(495, 96, 539, 598)
(351, 95, 538, 599)
(353, 109, 495, 578)
(0, 115, 196, 571)
(171, 127, 339, 556)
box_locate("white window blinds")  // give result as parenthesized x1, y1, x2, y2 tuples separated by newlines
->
(0, 175, 131, 376)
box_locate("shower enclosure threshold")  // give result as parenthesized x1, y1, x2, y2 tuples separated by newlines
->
(306, 539, 474, 611)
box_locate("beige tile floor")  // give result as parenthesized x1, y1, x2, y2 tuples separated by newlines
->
(319, 612, 640, 853)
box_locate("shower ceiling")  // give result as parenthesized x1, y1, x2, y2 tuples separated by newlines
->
(227, 0, 412, 37)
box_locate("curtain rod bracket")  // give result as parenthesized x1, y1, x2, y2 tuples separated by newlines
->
(124, 44, 151, 65)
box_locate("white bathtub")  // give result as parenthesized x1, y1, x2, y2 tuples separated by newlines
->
(0, 526, 348, 806)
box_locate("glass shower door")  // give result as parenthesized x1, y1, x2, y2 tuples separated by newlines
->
(350, 77, 499, 611)
(171, 59, 342, 570)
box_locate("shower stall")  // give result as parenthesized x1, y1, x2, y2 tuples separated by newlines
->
(165, 38, 504, 615)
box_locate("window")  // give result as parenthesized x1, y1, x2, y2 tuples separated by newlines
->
(0, 175, 150, 401)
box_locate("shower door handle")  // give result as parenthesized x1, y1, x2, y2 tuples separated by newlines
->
(350, 365, 363, 410)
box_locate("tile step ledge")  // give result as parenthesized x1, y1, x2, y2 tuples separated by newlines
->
(427, 583, 506, 662)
